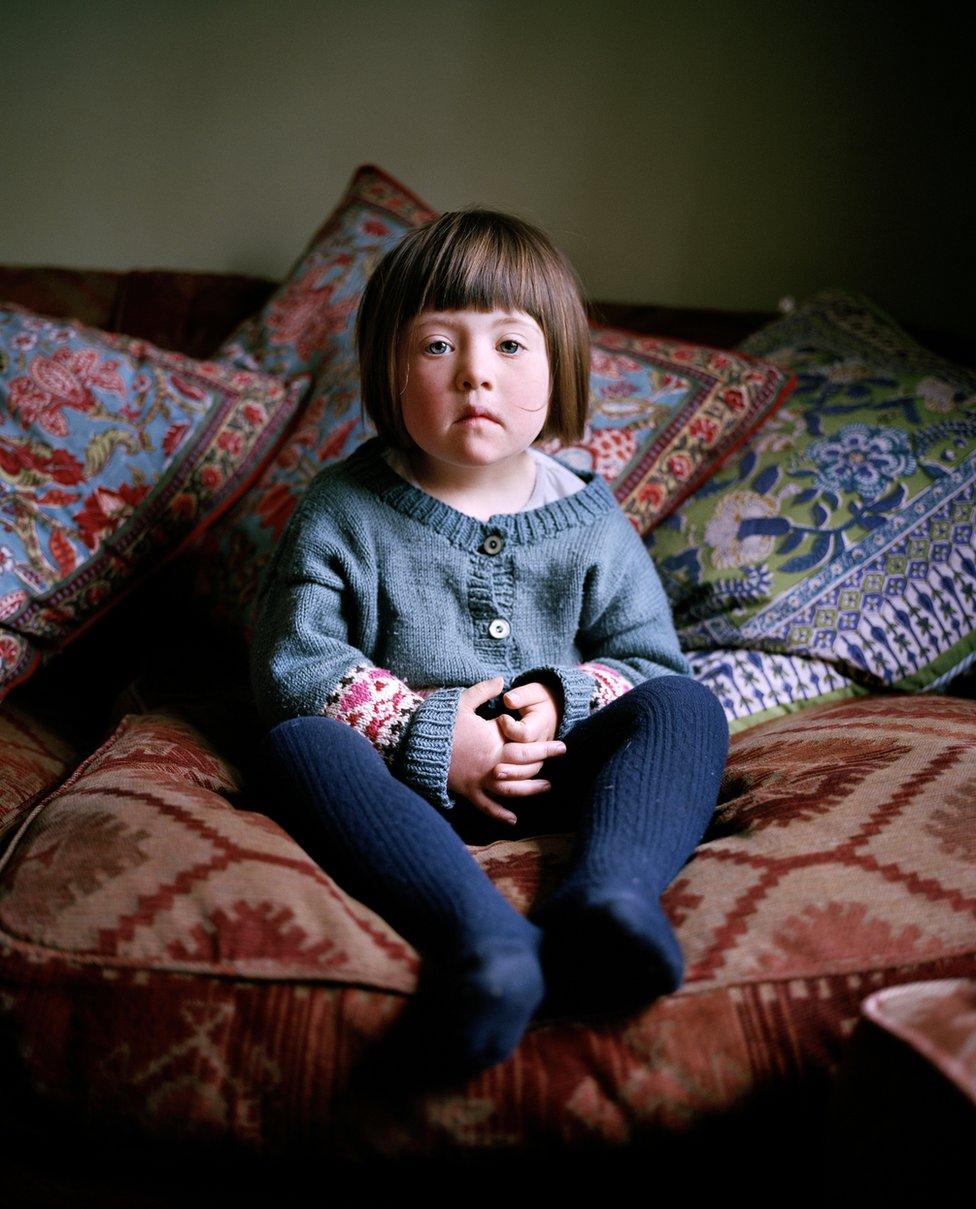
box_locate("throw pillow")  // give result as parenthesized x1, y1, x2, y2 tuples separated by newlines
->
(646, 289, 976, 715)
(539, 326, 793, 532)
(0, 304, 305, 701)
(686, 648, 865, 733)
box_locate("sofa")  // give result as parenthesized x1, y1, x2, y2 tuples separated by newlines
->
(1, 165, 974, 1207)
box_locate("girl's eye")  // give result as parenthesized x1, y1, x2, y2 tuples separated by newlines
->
(499, 339, 524, 354)
(425, 339, 452, 355)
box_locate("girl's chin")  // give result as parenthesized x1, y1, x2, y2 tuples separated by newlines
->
(418, 446, 529, 474)
(445, 434, 517, 461)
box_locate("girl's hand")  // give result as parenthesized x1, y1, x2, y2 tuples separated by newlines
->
(448, 676, 566, 825)
(497, 680, 562, 745)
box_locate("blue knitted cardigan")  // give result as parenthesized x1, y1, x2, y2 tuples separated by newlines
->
(250, 436, 690, 810)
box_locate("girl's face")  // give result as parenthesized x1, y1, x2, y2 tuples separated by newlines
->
(398, 308, 551, 478)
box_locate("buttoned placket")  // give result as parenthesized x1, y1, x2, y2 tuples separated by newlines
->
(473, 528, 515, 659)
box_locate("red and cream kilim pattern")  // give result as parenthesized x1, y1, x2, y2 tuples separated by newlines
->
(0, 693, 973, 1159)
(0, 702, 77, 838)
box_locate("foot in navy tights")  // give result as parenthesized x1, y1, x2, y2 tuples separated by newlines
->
(356, 942, 545, 1089)
(528, 676, 729, 1020)
(258, 715, 545, 1083)
(535, 891, 685, 1021)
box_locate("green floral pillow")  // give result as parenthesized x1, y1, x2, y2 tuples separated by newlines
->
(647, 290, 976, 717)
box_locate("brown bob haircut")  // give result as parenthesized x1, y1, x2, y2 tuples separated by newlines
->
(355, 208, 591, 449)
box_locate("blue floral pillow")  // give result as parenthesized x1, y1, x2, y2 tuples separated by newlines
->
(0, 304, 302, 702)
(646, 290, 976, 728)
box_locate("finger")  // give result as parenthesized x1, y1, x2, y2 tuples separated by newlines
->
(499, 713, 549, 744)
(503, 683, 550, 709)
(492, 760, 545, 780)
(489, 778, 553, 798)
(499, 711, 547, 741)
(520, 718, 548, 743)
(500, 740, 567, 764)
(471, 790, 517, 826)
(497, 713, 527, 740)
(462, 676, 506, 708)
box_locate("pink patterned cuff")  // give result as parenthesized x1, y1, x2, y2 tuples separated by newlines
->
(579, 662, 635, 711)
(323, 663, 425, 762)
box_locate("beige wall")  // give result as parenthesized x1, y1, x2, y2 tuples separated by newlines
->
(2, 1, 970, 342)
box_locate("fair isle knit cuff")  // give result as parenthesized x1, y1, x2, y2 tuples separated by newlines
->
(393, 686, 465, 812)
(579, 661, 635, 711)
(322, 663, 426, 764)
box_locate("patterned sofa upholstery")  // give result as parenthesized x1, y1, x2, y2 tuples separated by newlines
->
(1, 267, 973, 1206)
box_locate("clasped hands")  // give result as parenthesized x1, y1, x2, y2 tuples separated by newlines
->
(447, 676, 566, 826)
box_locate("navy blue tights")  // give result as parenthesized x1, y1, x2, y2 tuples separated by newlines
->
(258, 675, 728, 1082)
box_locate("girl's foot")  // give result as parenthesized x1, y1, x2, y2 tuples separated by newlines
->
(434, 944, 546, 1075)
(355, 941, 545, 1088)
(534, 889, 684, 1022)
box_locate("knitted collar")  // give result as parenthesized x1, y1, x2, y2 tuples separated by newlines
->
(345, 437, 622, 548)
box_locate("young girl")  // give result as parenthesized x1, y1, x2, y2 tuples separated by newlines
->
(251, 208, 729, 1083)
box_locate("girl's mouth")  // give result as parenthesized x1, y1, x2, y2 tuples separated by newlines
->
(457, 409, 501, 425)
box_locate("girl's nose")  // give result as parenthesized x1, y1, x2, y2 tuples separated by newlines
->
(456, 342, 493, 391)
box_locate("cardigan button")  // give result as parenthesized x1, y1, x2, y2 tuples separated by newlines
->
(481, 533, 505, 555)
(488, 617, 511, 640)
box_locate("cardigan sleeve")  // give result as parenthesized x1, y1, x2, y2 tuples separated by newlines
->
(249, 499, 461, 812)
(511, 512, 690, 737)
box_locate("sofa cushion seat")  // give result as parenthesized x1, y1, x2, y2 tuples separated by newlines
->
(0, 693, 973, 1163)
(0, 701, 78, 840)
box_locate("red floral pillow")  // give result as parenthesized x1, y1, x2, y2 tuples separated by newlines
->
(542, 327, 793, 533)
(195, 163, 793, 638)
(0, 304, 304, 700)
